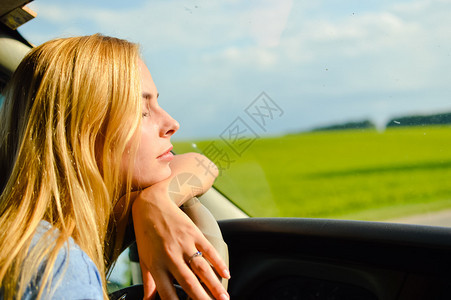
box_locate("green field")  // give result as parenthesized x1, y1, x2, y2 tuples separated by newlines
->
(173, 126, 451, 220)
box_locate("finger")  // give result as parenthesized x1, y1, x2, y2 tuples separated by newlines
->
(196, 242, 230, 280)
(141, 266, 157, 300)
(150, 268, 179, 300)
(171, 263, 212, 300)
(189, 256, 229, 300)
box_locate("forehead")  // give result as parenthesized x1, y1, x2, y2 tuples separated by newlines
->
(138, 59, 157, 95)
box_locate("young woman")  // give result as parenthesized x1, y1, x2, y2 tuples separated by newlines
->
(0, 34, 230, 300)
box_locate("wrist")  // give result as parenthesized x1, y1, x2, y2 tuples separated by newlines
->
(132, 186, 172, 213)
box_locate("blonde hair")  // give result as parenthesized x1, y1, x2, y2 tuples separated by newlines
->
(0, 34, 142, 299)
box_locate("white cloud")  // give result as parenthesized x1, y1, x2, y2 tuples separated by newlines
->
(201, 46, 278, 70)
(19, 0, 451, 137)
(246, 0, 293, 47)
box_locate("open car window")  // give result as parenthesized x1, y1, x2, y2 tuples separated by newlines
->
(16, 0, 451, 222)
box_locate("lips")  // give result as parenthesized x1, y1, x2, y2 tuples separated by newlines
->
(157, 145, 174, 161)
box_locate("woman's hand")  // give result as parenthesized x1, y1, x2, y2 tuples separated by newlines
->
(131, 153, 229, 299)
(132, 187, 230, 300)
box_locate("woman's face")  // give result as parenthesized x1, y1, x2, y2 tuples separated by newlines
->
(122, 59, 179, 189)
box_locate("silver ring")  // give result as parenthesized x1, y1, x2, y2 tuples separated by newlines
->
(188, 251, 203, 264)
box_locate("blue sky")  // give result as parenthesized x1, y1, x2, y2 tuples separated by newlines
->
(19, 0, 451, 139)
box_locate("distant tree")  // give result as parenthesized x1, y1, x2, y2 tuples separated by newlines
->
(386, 113, 451, 127)
(311, 120, 376, 132)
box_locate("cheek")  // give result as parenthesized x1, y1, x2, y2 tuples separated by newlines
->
(129, 138, 172, 188)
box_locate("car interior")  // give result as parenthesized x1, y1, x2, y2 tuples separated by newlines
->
(2, 1, 451, 299)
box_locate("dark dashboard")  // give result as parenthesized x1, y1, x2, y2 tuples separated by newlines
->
(220, 218, 451, 300)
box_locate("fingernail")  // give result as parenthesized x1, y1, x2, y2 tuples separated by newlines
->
(219, 293, 229, 300)
(223, 269, 231, 279)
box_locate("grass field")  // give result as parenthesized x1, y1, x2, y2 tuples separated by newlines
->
(173, 126, 451, 220)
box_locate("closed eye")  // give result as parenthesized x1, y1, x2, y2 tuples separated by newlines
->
(142, 92, 159, 100)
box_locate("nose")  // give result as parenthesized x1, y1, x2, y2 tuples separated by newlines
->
(160, 109, 179, 137)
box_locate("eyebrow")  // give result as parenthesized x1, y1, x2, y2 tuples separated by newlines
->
(142, 92, 159, 99)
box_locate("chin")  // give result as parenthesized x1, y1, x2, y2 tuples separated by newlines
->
(139, 167, 173, 187)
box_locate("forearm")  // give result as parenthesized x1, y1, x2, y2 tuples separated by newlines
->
(131, 153, 229, 300)
(154, 152, 218, 206)
(114, 153, 216, 222)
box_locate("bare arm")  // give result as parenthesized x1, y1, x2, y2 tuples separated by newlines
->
(157, 152, 219, 206)
(131, 153, 229, 300)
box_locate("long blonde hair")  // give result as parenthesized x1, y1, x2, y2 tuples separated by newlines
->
(0, 34, 142, 299)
